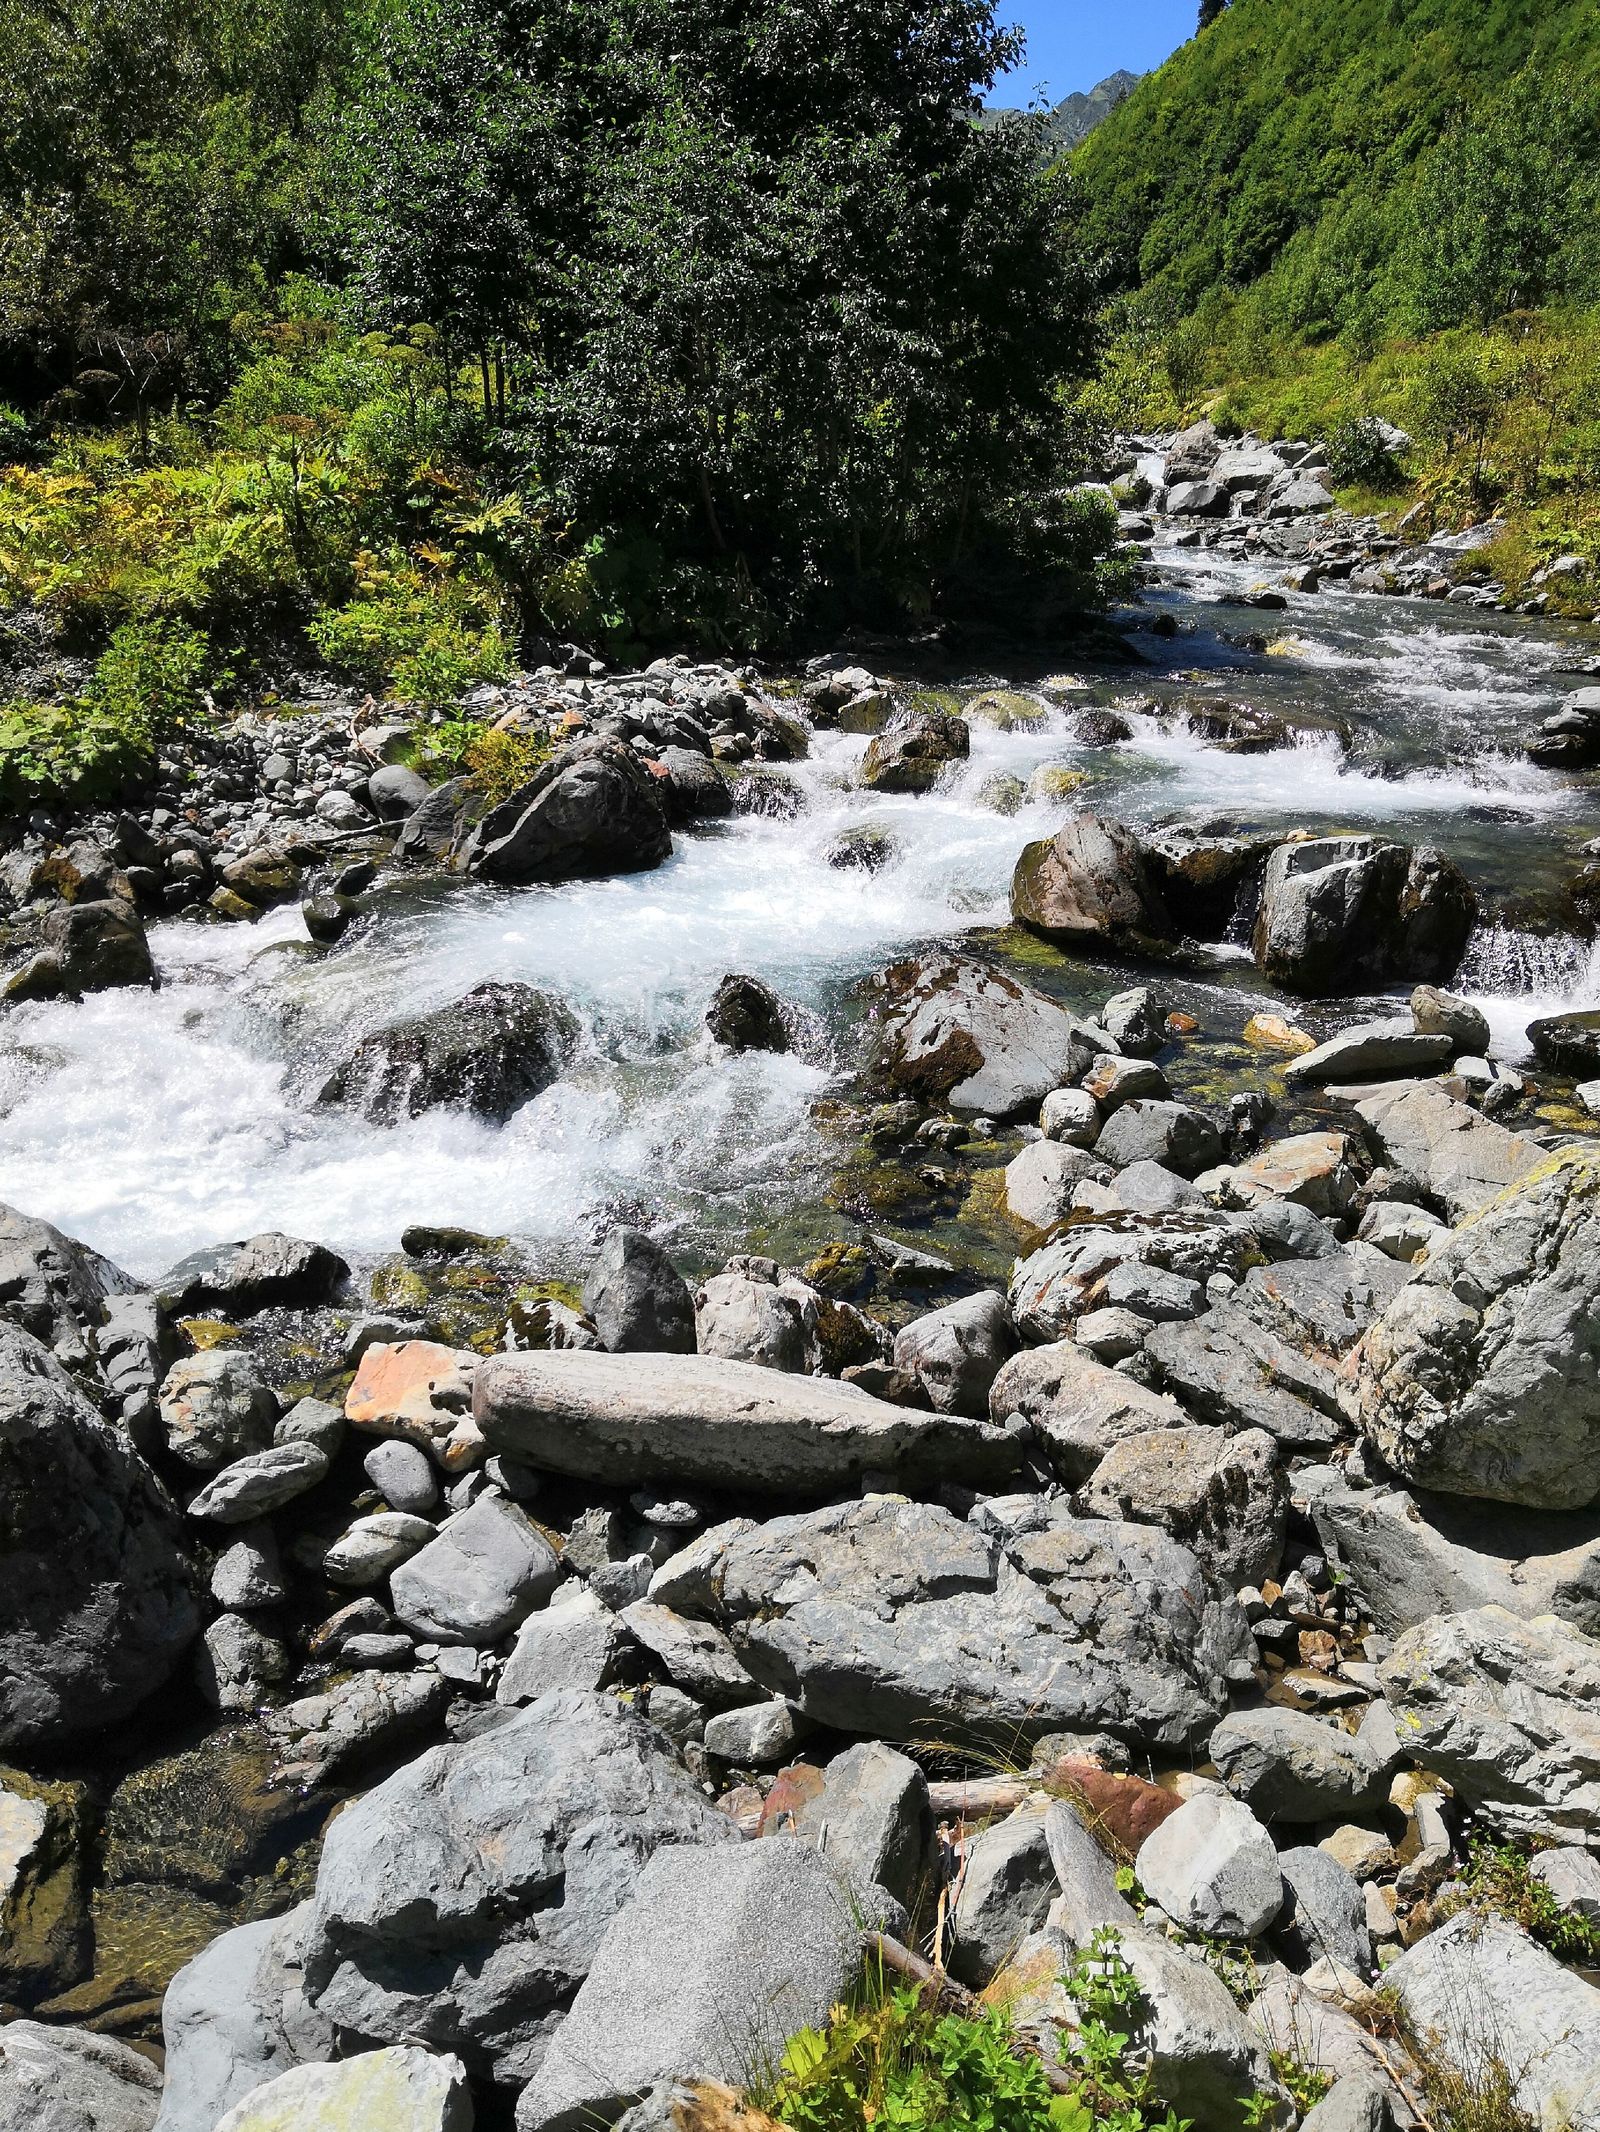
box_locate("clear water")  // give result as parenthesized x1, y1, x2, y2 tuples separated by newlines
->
(3, 545, 1597, 1278)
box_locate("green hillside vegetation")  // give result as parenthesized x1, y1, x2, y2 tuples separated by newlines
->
(1070, 0, 1600, 585)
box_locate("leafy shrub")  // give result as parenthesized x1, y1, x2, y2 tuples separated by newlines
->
(307, 559, 512, 708)
(0, 618, 216, 808)
(420, 718, 551, 801)
(1449, 1839, 1600, 1965)
(1325, 417, 1403, 492)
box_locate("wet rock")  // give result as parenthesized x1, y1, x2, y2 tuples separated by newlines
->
(0, 1767, 90, 2002)
(777, 1740, 931, 1913)
(892, 1289, 1016, 1418)
(160, 1351, 276, 1472)
(949, 1807, 1055, 1986)
(1283, 1022, 1452, 1085)
(654, 746, 732, 824)
(303, 893, 355, 943)
(1080, 1425, 1286, 1586)
(650, 1495, 1252, 1752)
(319, 982, 579, 1124)
(870, 949, 1091, 1116)
(1135, 1793, 1283, 1939)
(1378, 1604, 1600, 1845)
(1411, 984, 1490, 1056)
(0, 1324, 197, 1750)
(822, 822, 899, 872)
(465, 739, 672, 884)
(263, 1669, 448, 1781)
(391, 1496, 563, 1644)
(1011, 814, 1173, 952)
(345, 1342, 479, 1468)
(704, 973, 790, 1053)
(475, 1347, 1022, 1495)
(1528, 1008, 1600, 1077)
(159, 1231, 350, 1316)
(1357, 1154, 1600, 1508)
(0, 1199, 140, 1356)
(187, 1440, 330, 1523)
(1095, 1099, 1223, 1177)
(0, 2021, 160, 2132)
(1252, 836, 1474, 995)
(1298, 1465, 1600, 1636)
(583, 1225, 696, 1354)
(220, 849, 303, 908)
(989, 1341, 1190, 1483)
(1527, 689, 1600, 769)
(859, 707, 969, 792)
(1353, 1081, 1539, 1222)
(1382, 1915, 1600, 2132)
(1208, 1707, 1390, 1822)
(299, 1689, 739, 2080)
(213, 2047, 471, 2132)
(19, 898, 157, 999)
(516, 1840, 880, 2132)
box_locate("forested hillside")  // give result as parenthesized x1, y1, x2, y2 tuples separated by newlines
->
(1071, 0, 1600, 577)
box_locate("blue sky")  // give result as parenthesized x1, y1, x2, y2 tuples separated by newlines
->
(984, 0, 1196, 105)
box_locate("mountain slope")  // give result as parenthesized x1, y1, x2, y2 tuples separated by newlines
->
(1072, 0, 1600, 308)
(981, 69, 1140, 148)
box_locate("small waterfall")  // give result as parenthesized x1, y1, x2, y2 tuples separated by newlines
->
(1456, 925, 1589, 1003)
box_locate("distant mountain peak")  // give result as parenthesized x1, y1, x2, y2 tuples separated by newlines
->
(979, 67, 1142, 146)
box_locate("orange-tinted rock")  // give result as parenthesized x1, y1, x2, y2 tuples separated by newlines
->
(757, 1761, 826, 1837)
(345, 1340, 482, 1470)
(1043, 1755, 1184, 1855)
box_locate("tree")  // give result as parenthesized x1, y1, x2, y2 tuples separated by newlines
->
(1197, 0, 1227, 30)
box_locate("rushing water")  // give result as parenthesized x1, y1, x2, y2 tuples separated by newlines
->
(3, 545, 1597, 1278)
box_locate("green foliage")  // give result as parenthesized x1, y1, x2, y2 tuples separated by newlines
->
(307, 560, 511, 708)
(1057, 1931, 1190, 2132)
(1325, 417, 1402, 492)
(0, 617, 215, 809)
(1451, 1839, 1600, 1965)
(420, 718, 551, 801)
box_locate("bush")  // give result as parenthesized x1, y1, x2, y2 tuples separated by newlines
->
(0, 617, 216, 808)
(420, 718, 551, 801)
(306, 560, 512, 708)
(1325, 417, 1403, 492)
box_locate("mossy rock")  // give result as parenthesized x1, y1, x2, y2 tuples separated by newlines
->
(369, 1263, 432, 1313)
(975, 772, 1027, 816)
(965, 689, 1046, 731)
(1028, 764, 1088, 801)
(906, 687, 961, 718)
(801, 1240, 878, 1300)
(179, 1316, 240, 1351)
(0, 1766, 92, 2004)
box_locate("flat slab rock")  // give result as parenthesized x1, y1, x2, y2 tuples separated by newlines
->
(474, 1348, 1024, 1494)
(648, 1494, 1254, 1752)
(867, 949, 1091, 1117)
(1353, 1081, 1540, 1222)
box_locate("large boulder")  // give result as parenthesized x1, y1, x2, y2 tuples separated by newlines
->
(0, 1324, 197, 1751)
(1353, 1082, 1539, 1222)
(158, 1232, 349, 1315)
(474, 1348, 1023, 1495)
(1080, 1425, 1287, 1587)
(1357, 1155, 1600, 1509)
(212, 2049, 471, 2132)
(159, 1351, 276, 1472)
(0, 2021, 160, 2132)
(776, 1740, 931, 1912)
(319, 983, 579, 1124)
(16, 897, 157, 999)
(582, 1226, 696, 1354)
(1378, 1604, 1600, 1847)
(1135, 1793, 1283, 1940)
(0, 1200, 139, 1357)
(1207, 1706, 1391, 1822)
(389, 1495, 564, 1644)
(1528, 1009, 1600, 1078)
(154, 1905, 330, 2132)
(300, 1690, 739, 2081)
(704, 974, 790, 1053)
(868, 950, 1091, 1116)
(464, 739, 672, 884)
(515, 1840, 879, 2132)
(1251, 836, 1474, 995)
(1297, 1464, 1600, 1637)
(892, 1289, 1015, 1417)
(1010, 815, 1173, 952)
(1382, 1915, 1600, 2132)
(649, 1494, 1253, 1752)
(859, 708, 969, 793)
(988, 1340, 1191, 1485)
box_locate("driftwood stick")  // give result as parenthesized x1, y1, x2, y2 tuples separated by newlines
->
(865, 1932, 1078, 2096)
(926, 1777, 1033, 1819)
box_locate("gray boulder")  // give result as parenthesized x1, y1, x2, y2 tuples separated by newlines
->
(949, 1807, 1056, 1985)
(583, 1225, 695, 1353)
(1377, 1604, 1600, 1845)
(196, 1613, 292, 1711)
(159, 1352, 276, 1472)
(0, 1200, 139, 1356)
(35, 897, 157, 996)
(1208, 1707, 1389, 1822)
(212, 2049, 469, 2132)
(1382, 1914, 1600, 2132)
(1010, 815, 1173, 952)
(496, 1586, 627, 1703)
(0, 2021, 160, 2132)
(515, 1840, 878, 2132)
(1283, 1022, 1452, 1086)
(1411, 984, 1490, 1056)
(1356, 1154, 1600, 1509)
(892, 1289, 1015, 1417)
(186, 1441, 330, 1523)
(366, 763, 433, 819)
(780, 1740, 931, 1913)
(155, 1906, 332, 2132)
(1095, 1100, 1224, 1177)
(1009, 1211, 1254, 1343)
(1003, 1139, 1113, 1228)
(0, 1323, 197, 1751)
(649, 1494, 1252, 1752)
(1353, 1081, 1539, 1222)
(1532, 1847, 1600, 1925)
(319, 982, 579, 1124)
(300, 1690, 739, 2081)
(465, 739, 672, 884)
(364, 1439, 440, 1515)
(1252, 836, 1474, 996)
(1296, 1465, 1600, 1636)
(869, 949, 1092, 1116)
(1135, 1794, 1283, 1939)
(1275, 1846, 1371, 1974)
(1248, 1972, 1409, 2100)
(390, 1496, 564, 1644)
(1145, 1308, 1345, 1450)
(693, 1265, 814, 1373)
(474, 1348, 1022, 1495)
(989, 1340, 1190, 1483)
(620, 1600, 760, 1707)
(158, 1232, 349, 1315)
(1080, 1425, 1286, 1587)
